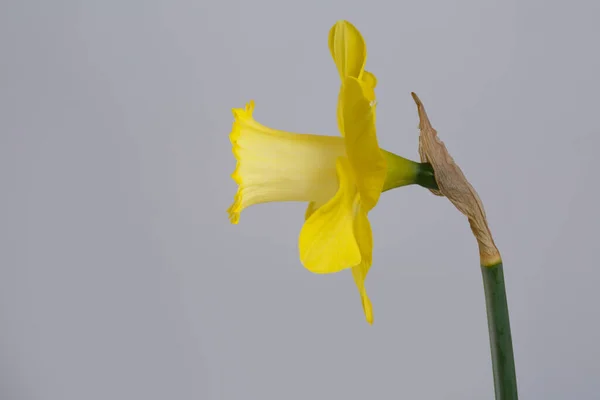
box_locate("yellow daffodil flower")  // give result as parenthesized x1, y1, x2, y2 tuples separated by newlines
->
(228, 20, 436, 324)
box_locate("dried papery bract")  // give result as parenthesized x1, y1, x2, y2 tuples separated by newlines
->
(411, 93, 517, 399)
(411, 92, 501, 267)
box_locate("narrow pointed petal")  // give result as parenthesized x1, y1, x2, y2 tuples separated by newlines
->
(352, 206, 374, 324)
(352, 265, 374, 324)
(328, 20, 367, 81)
(341, 77, 387, 211)
(299, 157, 362, 274)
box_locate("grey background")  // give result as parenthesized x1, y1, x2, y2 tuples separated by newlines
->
(1, 0, 599, 399)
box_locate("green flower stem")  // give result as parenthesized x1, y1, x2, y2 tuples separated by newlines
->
(414, 162, 438, 191)
(381, 150, 439, 192)
(481, 262, 518, 399)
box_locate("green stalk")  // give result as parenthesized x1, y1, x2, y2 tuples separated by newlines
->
(381, 150, 439, 192)
(481, 262, 518, 399)
(414, 162, 438, 191)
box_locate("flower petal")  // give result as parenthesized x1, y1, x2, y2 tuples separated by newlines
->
(336, 90, 345, 136)
(304, 201, 319, 220)
(360, 70, 377, 103)
(299, 157, 361, 274)
(336, 70, 378, 137)
(328, 20, 367, 81)
(352, 206, 374, 324)
(228, 101, 345, 223)
(341, 76, 387, 211)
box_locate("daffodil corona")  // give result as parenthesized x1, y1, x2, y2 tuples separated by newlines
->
(228, 20, 436, 324)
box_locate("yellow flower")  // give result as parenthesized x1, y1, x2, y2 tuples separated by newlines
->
(228, 21, 429, 324)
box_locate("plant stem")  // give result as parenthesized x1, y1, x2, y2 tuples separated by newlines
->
(380, 150, 440, 192)
(415, 162, 438, 191)
(481, 262, 518, 399)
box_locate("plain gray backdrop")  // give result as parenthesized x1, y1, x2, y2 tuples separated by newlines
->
(2, 0, 599, 399)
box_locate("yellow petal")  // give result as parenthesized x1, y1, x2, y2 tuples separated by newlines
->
(304, 201, 319, 220)
(361, 70, 377, 90)
(360, 70, 377, 103)
(341, 76, 387, 211)
(352, 263, 374, 324)
(299, 157, 361, 274)
(328, 20, 367, 81)
(336, 70, 378, 136)
(352, 205, 374, 324)
(304, 191, 336, 220)
(336, 90, 344, 136)
(228, 101, 345, 223)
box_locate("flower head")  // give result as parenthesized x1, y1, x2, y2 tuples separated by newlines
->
(228, 21, 426, 324)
